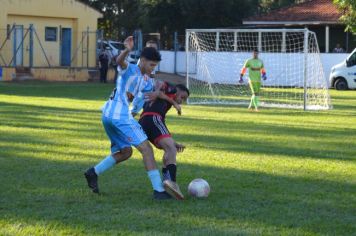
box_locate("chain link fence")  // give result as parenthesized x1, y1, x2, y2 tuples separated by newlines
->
(0, 24, 103, 68)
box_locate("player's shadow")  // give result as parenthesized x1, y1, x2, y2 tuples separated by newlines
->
(167, 116, 355, 162)
(0, 152, 354, 235)
(0, 81, 113, 101)
(0, 104, 354, 235)
(0, 101, 103, 135)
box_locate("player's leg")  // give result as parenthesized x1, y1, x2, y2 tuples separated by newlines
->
(158, 137, 177, 181)
(103, 67, 108, 83)
(157, 137, 184, 200)
(135, 140, 172, 200)
(249, 81, 261, 111)
(123, 119, 171, 200)
(100, 67, 105, 83)
(84, 117, 132, 193)
(253, 81, 262, 111)
(149, 115, 184, 200)
(248, 80, 256, 110)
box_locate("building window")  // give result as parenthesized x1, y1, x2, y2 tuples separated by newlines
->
(45, 27, 57, 41)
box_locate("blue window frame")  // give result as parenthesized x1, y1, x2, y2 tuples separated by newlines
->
(45, 27, 57, 41)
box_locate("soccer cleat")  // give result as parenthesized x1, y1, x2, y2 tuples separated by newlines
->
(153, 190, 172, 200)
(163, 180, 184, 200)
(84, 167, 99, 194)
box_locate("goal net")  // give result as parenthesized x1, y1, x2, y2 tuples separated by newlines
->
(185, 29, 331, 110)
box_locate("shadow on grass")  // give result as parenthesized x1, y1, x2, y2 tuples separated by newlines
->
(0, 81, 113, 101)
(0, 84, 355, 234)
(1, 101, 355, 162)
(168, 116, 356, 162)
(0, 151, 354, 235)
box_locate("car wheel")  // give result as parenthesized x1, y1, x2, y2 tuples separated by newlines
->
(335, 78, 348, 90)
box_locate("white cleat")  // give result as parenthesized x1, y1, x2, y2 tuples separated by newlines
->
(163, 180, 184, 200)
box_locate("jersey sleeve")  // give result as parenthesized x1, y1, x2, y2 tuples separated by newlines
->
(243, 59, 250, 68)
(241, 59, 250, 75)
(117, 62, 131, 77)
(130, 77, 154, 114)
(131, 96, 145, 114)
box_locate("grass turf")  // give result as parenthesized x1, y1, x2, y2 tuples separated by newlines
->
(0, 81, 355, 235)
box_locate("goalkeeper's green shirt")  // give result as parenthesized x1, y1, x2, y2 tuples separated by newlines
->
(243, 58, 264, 82)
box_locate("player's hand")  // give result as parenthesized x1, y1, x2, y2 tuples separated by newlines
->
(124, 36, 134, 51)
(144, 90, 159, 101)
(175, 143, 185, 152)
(173, 103, 182, 115)
(239, 74, 244, 83)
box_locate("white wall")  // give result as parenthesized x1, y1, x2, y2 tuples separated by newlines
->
(158, 50, 349, 87)
(320, 53, 348, 79)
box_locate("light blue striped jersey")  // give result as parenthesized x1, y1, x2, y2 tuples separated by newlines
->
(102, 63, 154, 122)
(131, 75, 155, 114)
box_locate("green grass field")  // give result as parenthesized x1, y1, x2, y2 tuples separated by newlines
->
(0, 82, 355, 235)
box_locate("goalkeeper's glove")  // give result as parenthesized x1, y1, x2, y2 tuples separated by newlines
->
(262, 73, 267, 80)
(239, 74, 244, 83)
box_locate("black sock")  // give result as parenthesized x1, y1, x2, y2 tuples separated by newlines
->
(166, 164, 177, 182)
(162, 167, 170, 181)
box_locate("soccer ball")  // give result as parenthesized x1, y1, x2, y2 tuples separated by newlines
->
(188, 178, 210, 198)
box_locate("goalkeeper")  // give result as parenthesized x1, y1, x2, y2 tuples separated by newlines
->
(239, 49, 267, 111)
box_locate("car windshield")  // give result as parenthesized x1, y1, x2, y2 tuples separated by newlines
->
(111, 42, 125, 50)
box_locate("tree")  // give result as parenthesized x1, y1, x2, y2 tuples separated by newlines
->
(81, 0, 144, 40)
(139, 0, 261, 48)
(334, 0, 356, 33)
(259, 0, 306, 13)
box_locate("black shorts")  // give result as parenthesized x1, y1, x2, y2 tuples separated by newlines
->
(139, 114, 171, 148)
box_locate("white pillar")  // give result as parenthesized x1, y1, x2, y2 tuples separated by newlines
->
(234, 32, 237, 52)
(258, 31, 262, 52)
(282, 30, 286, 53)
(216, 32, 220, 51)
(325, 25, 329, 53)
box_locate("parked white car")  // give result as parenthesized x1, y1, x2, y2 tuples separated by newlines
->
(97, 40, 125, 67)
(329, 48, 356, 90)
(97, 40, 141, 65)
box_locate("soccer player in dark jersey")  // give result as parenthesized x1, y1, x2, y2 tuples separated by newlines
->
(138, 83, 190, 199)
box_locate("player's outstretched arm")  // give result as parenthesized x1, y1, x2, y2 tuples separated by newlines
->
(154, 80, 165, 91)
(116, 36, 134, 70)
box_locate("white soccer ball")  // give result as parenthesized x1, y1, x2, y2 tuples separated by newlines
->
(188, 178, 210, 198)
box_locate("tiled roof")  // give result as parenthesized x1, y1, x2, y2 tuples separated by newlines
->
(243, 0, 342, 24)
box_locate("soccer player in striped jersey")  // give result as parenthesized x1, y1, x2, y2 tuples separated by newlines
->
(139, 83, 190, 200)
(84, 36, 176, 200)
(240, 49, 267, 111)
(131, 40, 159, 116)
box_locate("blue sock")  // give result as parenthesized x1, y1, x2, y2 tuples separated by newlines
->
(94, 155, 116, 175)
(147, 169, 165, 192)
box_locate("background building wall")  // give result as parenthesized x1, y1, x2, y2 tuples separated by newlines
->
(0, 0, 102, 67)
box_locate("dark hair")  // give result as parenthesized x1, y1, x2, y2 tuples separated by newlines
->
(140, 47, 161, 62)
(176, 84, 190, 96)
(253, 49, 259, 53)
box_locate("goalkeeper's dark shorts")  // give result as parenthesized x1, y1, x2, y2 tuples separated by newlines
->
(139, 112, 171, 149)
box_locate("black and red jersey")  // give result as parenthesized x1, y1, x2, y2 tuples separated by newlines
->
(141, 82, 176, 120)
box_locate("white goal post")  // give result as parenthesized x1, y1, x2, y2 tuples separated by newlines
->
(185, 28, 332, 110)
